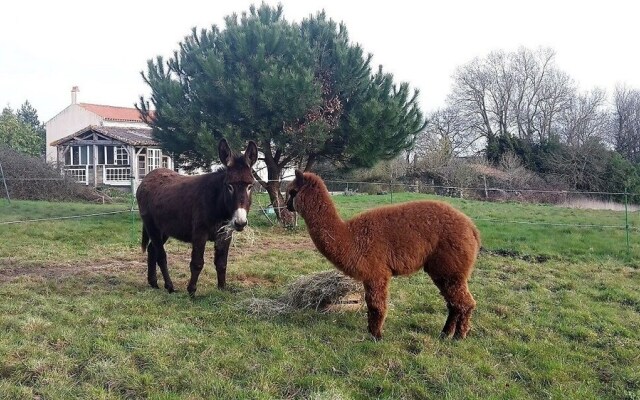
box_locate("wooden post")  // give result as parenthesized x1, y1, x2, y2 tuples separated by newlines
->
(0, 156, 10, 203)
(484, 175, 488, 199)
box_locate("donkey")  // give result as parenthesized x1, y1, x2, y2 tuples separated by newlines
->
(136, 139, 258, 295)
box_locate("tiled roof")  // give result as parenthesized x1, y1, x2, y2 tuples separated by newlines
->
(51, 125, 158, 146)
(79, 103, 148, 122)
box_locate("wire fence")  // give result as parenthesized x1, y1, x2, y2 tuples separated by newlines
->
(1, 178, 639, 259)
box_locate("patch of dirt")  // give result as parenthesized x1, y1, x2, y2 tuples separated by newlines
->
(0, 232, 318, 284)
(481, 248, 552, 263)
(234, 273, 277, 288)
(0, 257, 143, 283)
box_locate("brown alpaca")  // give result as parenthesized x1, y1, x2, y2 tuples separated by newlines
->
(286, 170, 480, 340)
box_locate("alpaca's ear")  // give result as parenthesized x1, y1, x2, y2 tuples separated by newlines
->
(218, 138, 232, 166)
(294, 169, 305, 186)
(244, 141, 258, 167)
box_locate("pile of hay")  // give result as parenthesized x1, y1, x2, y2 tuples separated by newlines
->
(244, 270, 363, 316)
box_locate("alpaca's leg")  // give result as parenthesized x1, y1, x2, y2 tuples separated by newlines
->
(364, 278, 390, 340)
(431, 277, 476, 339)
(452, 282, 476, 339)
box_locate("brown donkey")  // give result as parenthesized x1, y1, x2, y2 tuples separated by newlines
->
(136, 139, 258, 295)
(286, 170, 480, 339)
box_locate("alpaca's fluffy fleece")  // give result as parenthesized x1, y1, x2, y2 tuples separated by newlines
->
(287, 171, 480, 339)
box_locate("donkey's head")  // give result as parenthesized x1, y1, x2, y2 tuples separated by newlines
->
(218, 139, 258, 231)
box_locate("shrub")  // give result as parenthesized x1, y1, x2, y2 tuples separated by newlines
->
(0, 147, 106, 202)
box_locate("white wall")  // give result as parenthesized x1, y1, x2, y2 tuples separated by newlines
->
(45, 104, 102, 162)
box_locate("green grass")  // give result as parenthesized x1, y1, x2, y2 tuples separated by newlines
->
(0, 195, 639, 399)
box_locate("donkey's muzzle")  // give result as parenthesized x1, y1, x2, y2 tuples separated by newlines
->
(231, 208, 248, 232)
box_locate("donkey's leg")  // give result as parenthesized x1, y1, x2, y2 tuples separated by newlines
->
(146, 241, 159, 289)
(155, 235, 173, 293)
(142, 218, 163, 289)
(214, 231, 232, 289)
(187, 235, 207, 296)
(363, 277, 390, 340)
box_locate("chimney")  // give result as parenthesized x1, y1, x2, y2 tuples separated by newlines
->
(71, 86, 79, 104)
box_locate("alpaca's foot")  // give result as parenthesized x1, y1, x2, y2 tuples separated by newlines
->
(453, 310, 473, 339)
(440, 307, 459, 339)
(368, 325, 383, 341)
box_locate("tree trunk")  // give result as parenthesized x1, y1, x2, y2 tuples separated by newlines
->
(259, 141, 295, 226)
(264, 179, 295, 226)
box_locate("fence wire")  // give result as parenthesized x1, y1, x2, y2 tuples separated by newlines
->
(1, 179, 639, 257)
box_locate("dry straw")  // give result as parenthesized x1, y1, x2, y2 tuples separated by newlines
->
(244, 270, 363, 316)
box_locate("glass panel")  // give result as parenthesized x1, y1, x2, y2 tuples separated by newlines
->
(97, 145, 105, 165)
(72, 147, 80, 166)
(106, 146, 114, 165)
(80, 146, 88, 165)
(138, 155, 146, 178)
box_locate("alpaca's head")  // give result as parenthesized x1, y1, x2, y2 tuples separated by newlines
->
(286, 169, 306, 213)
(286, 169, 326, 214)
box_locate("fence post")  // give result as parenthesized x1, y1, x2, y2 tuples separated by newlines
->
(0, 156, 10, 203)
(130, 177, 137, 246)
(624, 188, 630, 256)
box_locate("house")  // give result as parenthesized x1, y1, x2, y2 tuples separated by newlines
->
(46, 87, 172, 189)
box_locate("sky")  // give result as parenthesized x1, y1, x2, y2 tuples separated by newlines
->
(1, 0, 639, 123)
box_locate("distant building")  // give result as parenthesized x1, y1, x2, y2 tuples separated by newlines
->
(46, 87, 172, 188)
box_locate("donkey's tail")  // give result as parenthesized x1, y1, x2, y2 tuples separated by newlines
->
(141, 227, 149, 253)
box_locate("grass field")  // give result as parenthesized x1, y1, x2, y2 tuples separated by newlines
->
(0, 194, 639, 399)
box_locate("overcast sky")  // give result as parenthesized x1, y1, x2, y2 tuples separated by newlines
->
(1, 0, 639, 123)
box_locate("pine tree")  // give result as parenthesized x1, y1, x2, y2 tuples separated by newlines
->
(0, 107, 42, 157)
(139, 4, 425, 223)
(17, 101, 45, 155)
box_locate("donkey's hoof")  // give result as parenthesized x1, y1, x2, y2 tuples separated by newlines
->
(148, 281, 159, 289)
(165, 285, 175, 293)
(439, 331, 454, 340)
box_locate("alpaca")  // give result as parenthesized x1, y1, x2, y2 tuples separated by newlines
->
(286, 170, 480, 339)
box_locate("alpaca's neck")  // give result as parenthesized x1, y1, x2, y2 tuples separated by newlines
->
(300, 187, 356, 273)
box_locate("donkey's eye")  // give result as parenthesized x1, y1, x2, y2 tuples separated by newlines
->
(227, 184, 234, 193)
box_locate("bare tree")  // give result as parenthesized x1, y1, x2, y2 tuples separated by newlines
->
(449, 47, 575, 150)
(558, 88, 609, 147)
(414, 106, 482, 164)
(511, 48, 574, 142)
(612, 85, 640, 163)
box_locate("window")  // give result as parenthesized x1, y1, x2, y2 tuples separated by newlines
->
(115, 146, 129, 165)
(147, 149, 161, 172)
(138, 155, 146, 178)
(162, 156, 170, 169)
(65, 146, 92, 166)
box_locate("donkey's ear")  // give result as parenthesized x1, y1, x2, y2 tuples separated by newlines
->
(294, 169, 305, 185)
(244, 141, 258, 167)
(218, 138, 232, 166)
